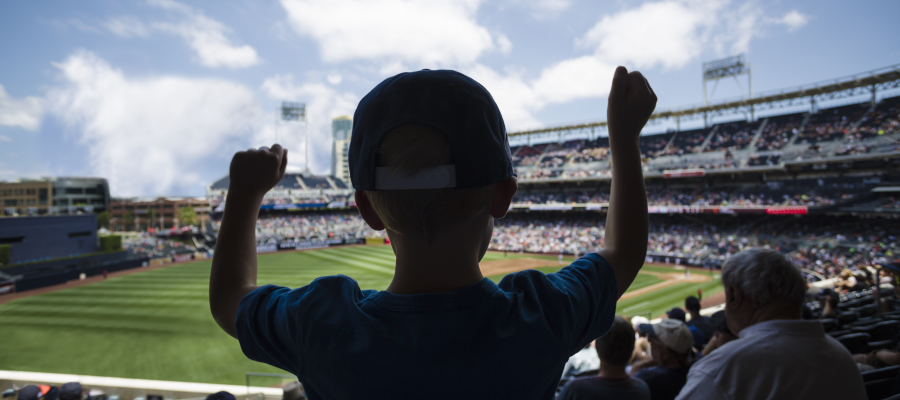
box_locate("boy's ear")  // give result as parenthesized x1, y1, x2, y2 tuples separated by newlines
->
(355, 191, 385, 231)
(490, 176, 518, 219)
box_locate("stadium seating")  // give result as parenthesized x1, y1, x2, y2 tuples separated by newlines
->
(501, 96, 900, 184)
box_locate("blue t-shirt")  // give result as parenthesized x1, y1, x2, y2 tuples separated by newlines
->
(236, 253, 618, 400)
(557, 376, 651, 400)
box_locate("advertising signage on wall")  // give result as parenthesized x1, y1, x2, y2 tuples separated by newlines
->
(256, 237, 367, 253)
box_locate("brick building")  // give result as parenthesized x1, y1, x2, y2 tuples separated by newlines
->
(109, 197, 210, 232)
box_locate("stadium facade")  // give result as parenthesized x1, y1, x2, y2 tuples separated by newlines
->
(0, 177, 110, 216)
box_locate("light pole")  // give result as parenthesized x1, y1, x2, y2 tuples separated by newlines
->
(281, 101, 308, 170)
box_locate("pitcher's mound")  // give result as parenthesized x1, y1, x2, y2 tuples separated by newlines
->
(479, 257, 558, 277)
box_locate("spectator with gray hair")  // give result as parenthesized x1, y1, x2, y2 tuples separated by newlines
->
(675, 248, 865, 399)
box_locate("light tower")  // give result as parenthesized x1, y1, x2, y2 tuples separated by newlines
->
(280, 101, 308, 171)
(701, 54, 754, 125)
(702, 54, 753, 104)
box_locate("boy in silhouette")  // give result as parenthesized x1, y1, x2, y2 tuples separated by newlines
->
(210, 67, 656, 399)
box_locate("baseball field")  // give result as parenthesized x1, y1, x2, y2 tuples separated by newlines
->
(0, 245, 722, 385)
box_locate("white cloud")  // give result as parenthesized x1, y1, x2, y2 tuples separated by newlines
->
(47, 51, 262, 196)
(0, 84, 44, 131)
(104, 16, 150, 38)
(776, 10, 808, 32)
(279, 0, 503, 67)
(466, 57, 615, 130)
(579, 0, 808, 69)
(261, 75, 359, 174)
(326, 72, 343, 85)
(580, 0, 723, 69)
(0, 134, 11, 142)
(149, 0, 261, 69)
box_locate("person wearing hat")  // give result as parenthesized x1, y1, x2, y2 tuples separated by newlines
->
(676, 249, 865, 399)
(665, 307, 704, 352)
(633, 319, 693, 400)
(210, 67, 658, 399)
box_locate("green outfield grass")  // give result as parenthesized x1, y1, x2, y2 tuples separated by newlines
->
(0, 246, 720, 385)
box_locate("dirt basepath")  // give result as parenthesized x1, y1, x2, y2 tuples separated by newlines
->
(479, 257, 559, 276)
(479, 257, 712, 301)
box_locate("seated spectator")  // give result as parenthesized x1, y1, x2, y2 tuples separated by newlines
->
(631, 316, 652, 365)
(206, 392, 235, 400)
(558, 316, 651, 400)
(816, 288, 841, 319)
(676, 248, 866, 399)
(561, 342, 601, 379)
(58, 383, 82, 400)
(700, 311, 737, 356)
(634, 319, 694, 400)
(684, 296, 714, 348)
(665, 307, 704, 352)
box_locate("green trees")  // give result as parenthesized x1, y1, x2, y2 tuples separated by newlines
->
(148, 208, 157, 230)
(177, 206, 198, 227)
(96, 211, 110, 230)
(100, 235, 122, 251)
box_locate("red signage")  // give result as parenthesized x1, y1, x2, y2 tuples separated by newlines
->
(664, 169, 706, 178)
(765, 206, 808, 215)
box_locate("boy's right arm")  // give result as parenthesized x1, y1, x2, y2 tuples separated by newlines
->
(599, 66, 656, 298)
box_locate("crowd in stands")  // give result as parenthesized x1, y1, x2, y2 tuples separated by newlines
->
(746, 153, 780, 166)
(755, 114, 802, 151)
(704, 122, 756, 152)
(559, 248, 872, 399)
(797, 104, 870, 144)
(661, 129, 707, 155)
(504, 97, 900, 184)
(124, 235, 198, 260)
(851, 96, 900, 142)
(836, 143, 872, 156)
(490, 213, 900, 284)
(512, 180, 864, 207)
(248, 213, 383, 243)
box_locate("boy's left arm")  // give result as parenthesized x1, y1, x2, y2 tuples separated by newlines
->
(210, 144, 287, 338)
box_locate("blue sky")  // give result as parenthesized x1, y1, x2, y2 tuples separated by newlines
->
(0, 0, 898, 196)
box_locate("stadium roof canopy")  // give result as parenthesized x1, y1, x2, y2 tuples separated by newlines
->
(510, 63, 900, 139)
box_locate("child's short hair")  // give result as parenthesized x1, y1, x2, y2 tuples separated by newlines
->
(365, 124, 495, 242)
(595, 315, 635, 366)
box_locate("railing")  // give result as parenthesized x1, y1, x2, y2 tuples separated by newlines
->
(244, 372, 296, 395)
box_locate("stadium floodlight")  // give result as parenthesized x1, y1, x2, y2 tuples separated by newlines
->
(281, 101, 306, 121)
(702, 54, 753, 106)
(278, 101, 311, 172)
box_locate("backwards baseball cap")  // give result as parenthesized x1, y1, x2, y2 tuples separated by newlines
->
(349, 69, 514, 191)
(638, 319, 693, 354)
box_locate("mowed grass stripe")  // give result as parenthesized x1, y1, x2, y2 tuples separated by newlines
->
(304, 251, 395, 275)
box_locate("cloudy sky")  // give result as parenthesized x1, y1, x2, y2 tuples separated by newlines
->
(1, 0, 898, 196)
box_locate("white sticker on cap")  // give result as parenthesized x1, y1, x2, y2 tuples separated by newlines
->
(375, 165, 457, 190)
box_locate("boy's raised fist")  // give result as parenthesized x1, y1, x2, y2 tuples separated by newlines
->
(607, 66, 657, 143)
(228, 144, 288, 199)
